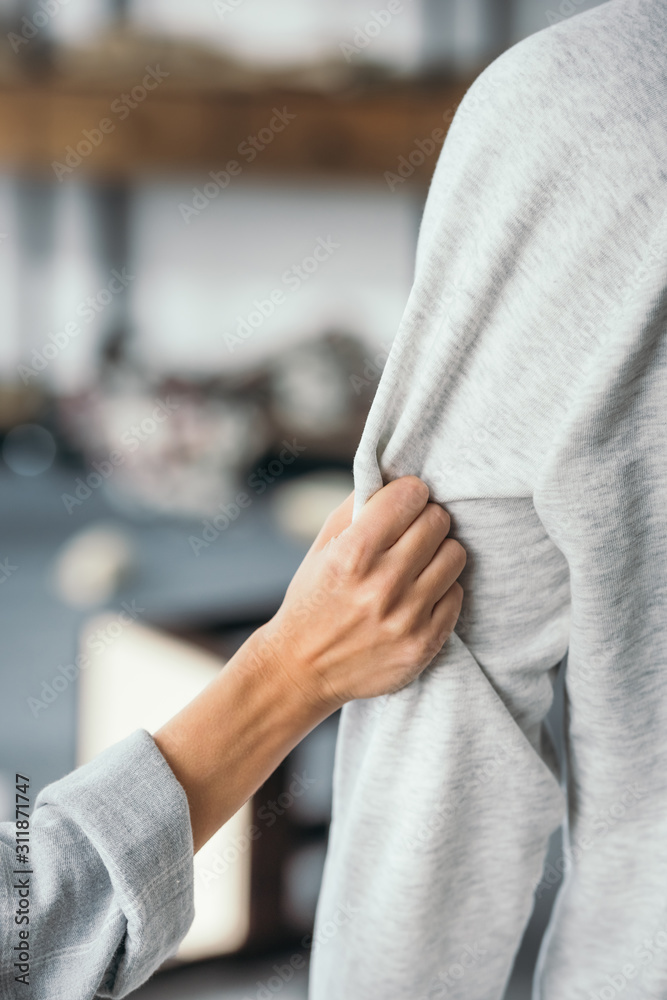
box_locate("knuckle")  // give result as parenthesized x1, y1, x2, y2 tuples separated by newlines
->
(362, 581, 385, 614)
(437, 617, 457, 645)
(413, 629, 441, 665)
(447, 584, 465, 622)
(432, 503, 451, 532)
(365, 567, 399, 615)
(384, 605, 420, 647)
(402, 634, 426, 665)
(380, 562, 403, 598)
(402, 615, 431, 653)
(332, 533, 366, 580)
(442, 584, 465, 629)
(421, 631, 446, 660)
(352, 533, 374, 571)
(402, 476, 430, 512)
(446, 538, 467, 570)
(385, 608, 410, 640)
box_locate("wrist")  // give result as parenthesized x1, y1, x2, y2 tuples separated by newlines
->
(236, 618, 343, 725)
(154, 621, 336, 854)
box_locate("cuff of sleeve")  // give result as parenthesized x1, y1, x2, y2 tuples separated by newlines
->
(36, 728, 195, 995)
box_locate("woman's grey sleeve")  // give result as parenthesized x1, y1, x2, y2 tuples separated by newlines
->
(0, 728, 195, 1000)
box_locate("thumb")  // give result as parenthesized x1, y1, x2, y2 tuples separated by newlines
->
(310, 490, 355, 552)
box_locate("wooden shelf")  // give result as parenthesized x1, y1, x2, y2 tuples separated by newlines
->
(0, 78, 472, 182)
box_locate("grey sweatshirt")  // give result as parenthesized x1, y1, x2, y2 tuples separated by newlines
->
(310, 1, 667, 998)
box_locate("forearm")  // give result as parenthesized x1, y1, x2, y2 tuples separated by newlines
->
(153, 629, 331, 854)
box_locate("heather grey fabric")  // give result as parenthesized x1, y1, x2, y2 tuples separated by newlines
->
(0, 729, 194, 999)
(310, 2, 667, 998)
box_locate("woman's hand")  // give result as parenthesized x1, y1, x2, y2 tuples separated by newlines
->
(154, 475, 465, 852)
(250, 476, 466, 714)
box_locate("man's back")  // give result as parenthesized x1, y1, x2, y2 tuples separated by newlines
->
(310, 2, 667, 997)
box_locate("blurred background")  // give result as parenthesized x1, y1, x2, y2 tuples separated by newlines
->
(0, 1, 606, 997)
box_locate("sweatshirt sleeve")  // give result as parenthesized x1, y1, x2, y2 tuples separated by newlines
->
(0, 728, 195, 1000)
